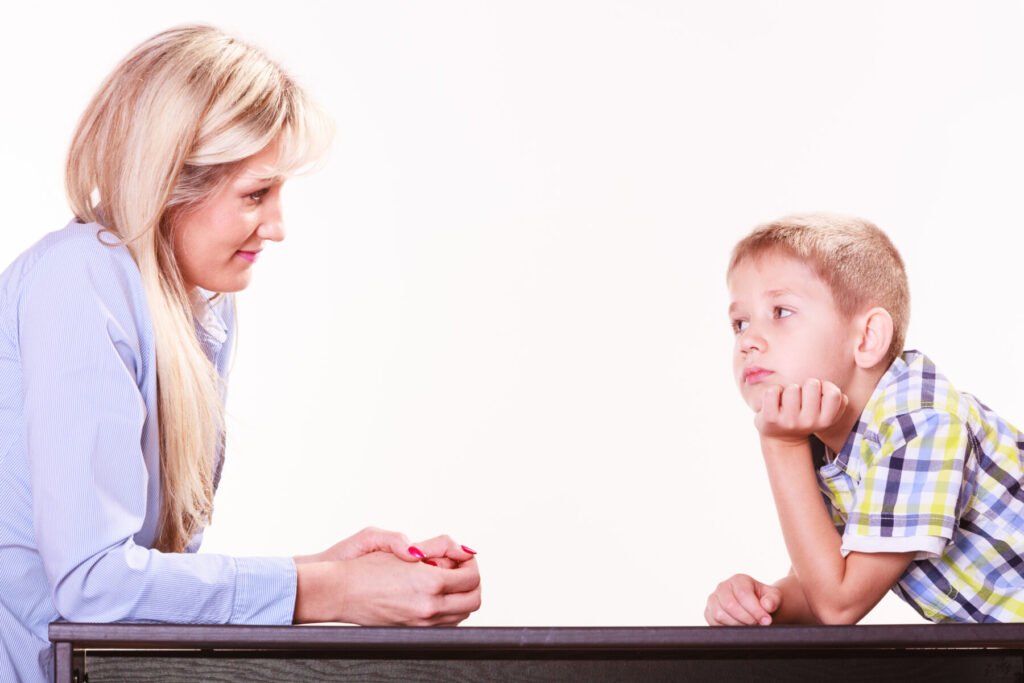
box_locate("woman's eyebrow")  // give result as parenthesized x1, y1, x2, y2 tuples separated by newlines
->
(235, 172, 285, 187)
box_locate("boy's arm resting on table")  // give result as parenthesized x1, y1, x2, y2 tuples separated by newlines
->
(749, 379, 921, 624)
(769, 571, 816, 624)
(761, 437, 915, 624)
(705, 570, 813, 626)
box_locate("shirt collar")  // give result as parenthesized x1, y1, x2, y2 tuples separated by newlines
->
(189, 288, 228, 347)
(829, 350, 918, 470)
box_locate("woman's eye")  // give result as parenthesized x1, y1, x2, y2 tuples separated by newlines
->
(247, 188, 270, 203)
(732, 319, 748, 333)
(774, 307, 793, 319)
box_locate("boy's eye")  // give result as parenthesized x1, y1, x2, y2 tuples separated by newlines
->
(774, 307, 793, 319)
(247, 188, 270, 203)
(732, 319, 749, 333)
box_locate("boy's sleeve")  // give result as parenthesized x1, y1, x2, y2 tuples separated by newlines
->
(839, 409, 968, 560)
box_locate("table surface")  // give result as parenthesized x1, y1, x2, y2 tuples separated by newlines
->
(48, 621, 1024, 651)
(51, 623, 1024, 683)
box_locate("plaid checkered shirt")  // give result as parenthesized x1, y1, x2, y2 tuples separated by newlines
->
(817, 350, 1024, 622)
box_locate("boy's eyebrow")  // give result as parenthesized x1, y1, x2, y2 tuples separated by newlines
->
(728, 288, 798, 313)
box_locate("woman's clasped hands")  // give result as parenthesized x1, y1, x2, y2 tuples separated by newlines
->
(293, 526, 481, 626)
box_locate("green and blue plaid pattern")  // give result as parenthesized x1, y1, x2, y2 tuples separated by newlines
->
(818, 350, 1024, 622)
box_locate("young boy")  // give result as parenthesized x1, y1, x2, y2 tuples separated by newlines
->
(706, 213, 1024, 625)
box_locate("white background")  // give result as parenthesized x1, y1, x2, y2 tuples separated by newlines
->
(4, 1, 1024, 626)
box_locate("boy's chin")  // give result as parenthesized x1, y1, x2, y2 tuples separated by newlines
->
(740, 388, 764, 412)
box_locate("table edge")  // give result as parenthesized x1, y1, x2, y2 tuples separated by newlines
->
(47, 623, 1024, 652)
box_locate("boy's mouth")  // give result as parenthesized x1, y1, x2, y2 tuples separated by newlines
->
(743, 366, 773, 384)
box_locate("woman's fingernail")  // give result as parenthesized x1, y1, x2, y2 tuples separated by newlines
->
(424, 560, 438, 567)
(409, 546, 426, 559)
(461, 545, 477, 555)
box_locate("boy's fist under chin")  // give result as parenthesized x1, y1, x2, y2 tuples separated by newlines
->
(754, 378, 848, 443)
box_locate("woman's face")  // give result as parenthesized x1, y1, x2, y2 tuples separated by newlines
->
(173, 143, 286, 293)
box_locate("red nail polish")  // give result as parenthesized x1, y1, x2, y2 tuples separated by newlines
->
(409, 546, 425, 559)
(461, 545, 477, 555)
(424, 560, 438, 567)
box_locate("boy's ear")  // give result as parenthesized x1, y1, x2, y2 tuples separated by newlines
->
(853, 307, 894, 369)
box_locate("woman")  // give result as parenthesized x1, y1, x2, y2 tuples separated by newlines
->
(0, 25, 481, 682)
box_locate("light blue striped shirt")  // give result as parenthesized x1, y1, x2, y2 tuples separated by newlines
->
(0, 221, 297, 682)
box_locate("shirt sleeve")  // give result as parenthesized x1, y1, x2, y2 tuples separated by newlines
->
(839, 408, 968, 560)
(18, 239, 296, 625)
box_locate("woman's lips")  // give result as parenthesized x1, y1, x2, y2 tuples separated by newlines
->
(744, 367, 773, 384)
(236, 250, 261, 263)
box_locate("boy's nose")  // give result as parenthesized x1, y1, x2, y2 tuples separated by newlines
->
(739, 326, 765, 353)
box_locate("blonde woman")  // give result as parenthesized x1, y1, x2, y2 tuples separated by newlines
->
(0, 26, 481, 682)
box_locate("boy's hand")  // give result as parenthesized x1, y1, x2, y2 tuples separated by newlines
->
(705, 574, 783, 626)
(755, 378, 848, 446)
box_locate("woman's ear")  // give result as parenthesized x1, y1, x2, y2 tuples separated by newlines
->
(854, 307, 894, 370)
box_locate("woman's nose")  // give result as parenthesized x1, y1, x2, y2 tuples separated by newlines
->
(257, 202, 286, 242)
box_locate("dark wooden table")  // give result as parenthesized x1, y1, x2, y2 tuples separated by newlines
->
(49, 622, 1024, 682)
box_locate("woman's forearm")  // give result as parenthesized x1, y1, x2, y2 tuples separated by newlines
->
(293, 561, 341, 623)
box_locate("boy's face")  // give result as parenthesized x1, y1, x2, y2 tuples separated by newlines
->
(728, 251, 858, 412)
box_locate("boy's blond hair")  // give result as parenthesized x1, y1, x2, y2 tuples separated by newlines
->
(728, 213, 910, 366)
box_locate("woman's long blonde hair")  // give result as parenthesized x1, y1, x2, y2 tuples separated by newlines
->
(65, 25, 333, 552)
